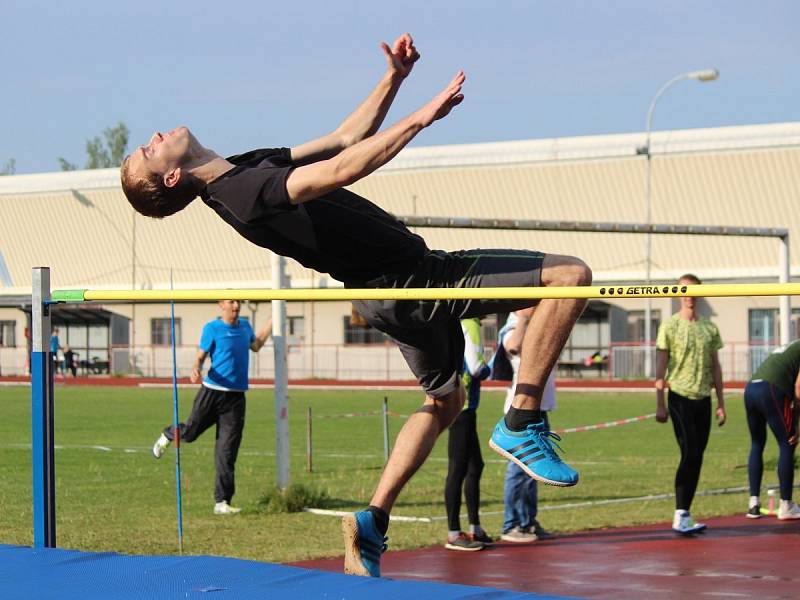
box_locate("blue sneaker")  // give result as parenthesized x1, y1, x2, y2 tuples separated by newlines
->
(342, 510, 388, 577)
(489, 418, 579, 487)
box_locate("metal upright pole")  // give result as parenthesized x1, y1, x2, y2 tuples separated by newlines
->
(643, 149, 654, 378)
(31, 267, 56, 548)
(640, 69, 719, 378)
(272, 253, 290, 489)
(131, 210, 137, 376)
(779, 234, 792, 345)
(382, 396, 390, 463)
(306, 406, 313, 473)
(169, 270, 184, 554)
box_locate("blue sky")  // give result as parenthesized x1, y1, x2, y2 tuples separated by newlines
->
(2, 0, 798, 174)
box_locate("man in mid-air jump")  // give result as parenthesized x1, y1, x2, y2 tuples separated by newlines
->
(121, 33, 591, 577)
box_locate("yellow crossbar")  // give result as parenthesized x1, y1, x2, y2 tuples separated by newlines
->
(49, 282, 800, 303)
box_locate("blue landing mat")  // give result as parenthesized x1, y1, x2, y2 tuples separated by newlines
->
(0, 544, 571, 599)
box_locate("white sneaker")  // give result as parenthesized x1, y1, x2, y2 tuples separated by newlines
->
(778, 501, 800, 520)
(500, 526, 537, 543)
(214, 501, 242, 515)
(672, 511, 707, 534)
(152, 433, 170, 459)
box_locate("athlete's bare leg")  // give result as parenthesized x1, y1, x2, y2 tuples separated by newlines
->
(370, 385, 464, 512)
(512, 253, 592, 409)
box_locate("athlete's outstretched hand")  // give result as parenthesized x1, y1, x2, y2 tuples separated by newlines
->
(417, 70, 465, 128)
(381, 33, 420, 79)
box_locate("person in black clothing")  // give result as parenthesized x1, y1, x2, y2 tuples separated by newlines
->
(120, 33, 591, 577)
(63, 345, 77, 377)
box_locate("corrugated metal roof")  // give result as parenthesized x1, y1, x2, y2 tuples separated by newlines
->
(1, 122, 798, 293)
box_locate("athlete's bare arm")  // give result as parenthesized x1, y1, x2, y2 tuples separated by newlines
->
(286, 70, 464, 204)
(190, 349, 209, 383)
(290, 33, 420, 166)
(711, 351, 726, 426)
(655, 348, 669, 423)
(250, 317, 273, 352)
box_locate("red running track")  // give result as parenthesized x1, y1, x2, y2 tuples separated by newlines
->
(292, 515, 800, 599)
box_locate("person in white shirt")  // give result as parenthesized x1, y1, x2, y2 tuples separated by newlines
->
(497, 308, 555, 542)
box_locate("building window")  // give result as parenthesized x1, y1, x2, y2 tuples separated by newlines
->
(749, 309, 775, 344)
(0, 320, 15, 347)
(151, 318, 181, 346)
(287, 316, 305, 344)
(626, 309, 661, 343)
(480, 320, 497, 352)
(747, 308, 800, 344)
(343, 316, 388, 344)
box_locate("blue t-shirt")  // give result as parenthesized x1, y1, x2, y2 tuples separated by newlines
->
(50, 334, 59, 354)
(200, 318, 255, 391)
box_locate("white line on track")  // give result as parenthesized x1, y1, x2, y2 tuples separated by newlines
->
(2, 443, 610, 465)
(305, 483, 795, 523)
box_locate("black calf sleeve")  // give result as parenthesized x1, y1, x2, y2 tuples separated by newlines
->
(505, 406, 542, 431)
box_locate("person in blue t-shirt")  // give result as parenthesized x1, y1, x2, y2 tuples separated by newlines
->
(50, 327, 63, 374)
(152, 300, 272, 515)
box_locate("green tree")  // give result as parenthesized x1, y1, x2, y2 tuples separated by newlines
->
(58, 157, 77, 171)
(0, 158, 15, 175)
(59, 121, 130, 171)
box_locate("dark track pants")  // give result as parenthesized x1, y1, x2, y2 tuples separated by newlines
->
(164, 385, 246, 503)
(668, 391, 711, 511)
(445, 409, 484, 531)
(744, 380, 796, 501)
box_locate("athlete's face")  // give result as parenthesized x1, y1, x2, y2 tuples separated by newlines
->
(126, 126, 194, 182)
(678, 278, 698, 311)
(219, 299, 242, 323)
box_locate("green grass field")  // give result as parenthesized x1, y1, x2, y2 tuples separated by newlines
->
(0, 384, 777, 563)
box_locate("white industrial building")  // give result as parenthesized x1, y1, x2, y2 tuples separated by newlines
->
(1, 122, 799, 381)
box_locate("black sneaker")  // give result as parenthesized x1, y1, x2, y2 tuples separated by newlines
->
(527, 522, 552, 539)
(468, 530, 494, 545)
(746, 505, 762, 519)
(445, 532, 485, 551)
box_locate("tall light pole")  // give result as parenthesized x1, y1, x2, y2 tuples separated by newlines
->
(640, 69, 719, 377)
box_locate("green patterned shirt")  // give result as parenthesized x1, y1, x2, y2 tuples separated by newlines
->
(656, 313, 723, 400)
(752, 340, 800, 396)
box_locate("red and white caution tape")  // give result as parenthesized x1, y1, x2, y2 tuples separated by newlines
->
(317, 410, 383, 419)
(317, 410, 409, 419)
(554, 413, 655, 434)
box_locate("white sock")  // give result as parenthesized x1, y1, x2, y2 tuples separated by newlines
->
(448, 530, 461, 540)
(779, 499, 792, 512)
(469, 524, 482, 535)
(675, 509, 688, 518)
(749, 496, 760, 509)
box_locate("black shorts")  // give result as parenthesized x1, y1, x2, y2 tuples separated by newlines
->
(353, 249, 545, 398)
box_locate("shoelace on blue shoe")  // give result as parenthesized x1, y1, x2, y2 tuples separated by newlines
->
(360, 534, 389, 563)
(526, 425, 565, 462)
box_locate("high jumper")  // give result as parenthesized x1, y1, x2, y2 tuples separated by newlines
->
(120, 32, 591, 577)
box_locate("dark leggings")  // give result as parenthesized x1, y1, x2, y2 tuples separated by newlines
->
(745, 380, 796, 501)
(668, 391, 711, 511)
(445, 409, 484, 532)
(164, 386, 246, 503)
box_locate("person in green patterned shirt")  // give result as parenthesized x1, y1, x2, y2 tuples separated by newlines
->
(654, 273, 726, 534)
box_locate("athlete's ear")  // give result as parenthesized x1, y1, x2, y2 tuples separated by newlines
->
(164, 167, 181, 188)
